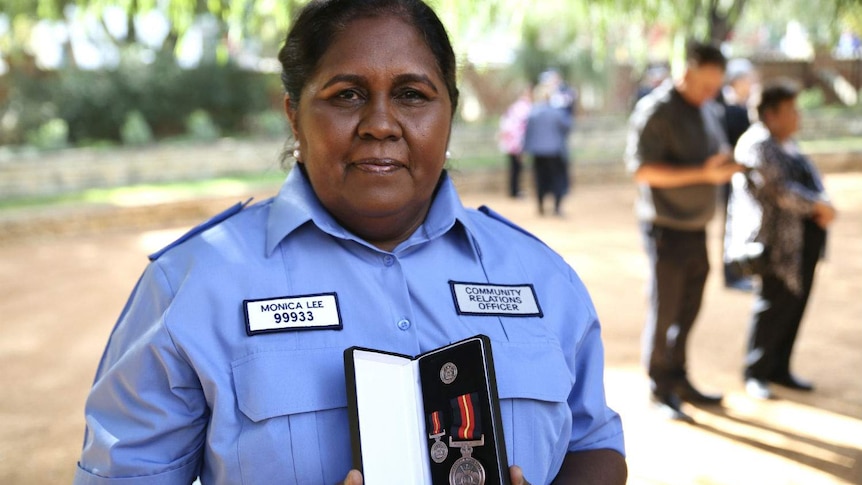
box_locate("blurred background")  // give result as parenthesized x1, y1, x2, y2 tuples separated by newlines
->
(1, 0, 861, 184)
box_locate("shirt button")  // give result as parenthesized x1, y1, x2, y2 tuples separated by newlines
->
(396, 319, 411, 330)
(383, 255, 395, 266)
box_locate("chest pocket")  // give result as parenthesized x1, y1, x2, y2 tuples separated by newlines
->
(492, 340, 573, 484)
(232, 348, 351, 484)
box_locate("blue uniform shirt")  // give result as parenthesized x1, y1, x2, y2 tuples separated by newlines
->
(75, 167, 624, 485)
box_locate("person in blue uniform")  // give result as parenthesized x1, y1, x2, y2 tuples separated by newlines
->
(73, 1, 626, 484)
(523, 83, 573, 216)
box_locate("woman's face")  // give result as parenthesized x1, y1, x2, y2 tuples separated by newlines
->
(286, 15, 453, 250)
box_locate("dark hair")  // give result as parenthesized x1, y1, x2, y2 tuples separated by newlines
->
(756, 79, 799, 120)
(686, 41, 727, 71)
(278, 0, 459, 114)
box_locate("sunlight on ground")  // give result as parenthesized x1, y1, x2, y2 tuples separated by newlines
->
(137, 227, 190, 253)
(92, 180, 256, 207)
(606, 367, 861, 485)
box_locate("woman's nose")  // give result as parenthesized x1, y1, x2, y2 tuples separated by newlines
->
(357, 97, 402, 141)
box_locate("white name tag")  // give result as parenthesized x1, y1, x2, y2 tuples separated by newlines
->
(244, 293, 342, 335)
(449, 281, 542, 317)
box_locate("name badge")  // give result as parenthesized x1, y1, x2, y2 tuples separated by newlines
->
(449, 281, 542, 317)
(244, 293, 342, 335)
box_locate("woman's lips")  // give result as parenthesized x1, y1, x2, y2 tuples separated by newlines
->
(351, 159, 405, 173)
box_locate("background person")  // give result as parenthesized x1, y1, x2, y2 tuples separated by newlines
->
(522, 83, 573, 216)
(542, 69, 578, 191)
(73, 0, 627, 484)
(497, 85, 532, 198)
(625, 41, 743, 421)
(730, 80, 837, 400)
(633, 64, 670, 106)
(718, 58, 759, 149)
(718, 58, 760, 291)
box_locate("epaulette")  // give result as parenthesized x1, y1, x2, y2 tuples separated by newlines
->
(477, 205, 543, 244)
(148, 198, 253, 261)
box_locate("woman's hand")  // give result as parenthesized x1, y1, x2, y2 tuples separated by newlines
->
(341, 469, 363, 485)
(341, 465, 531, 484)
(813, 200, 837, 229)
(510, 465, 532, 485)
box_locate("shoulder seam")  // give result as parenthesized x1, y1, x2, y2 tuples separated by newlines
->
(148, 197, 254, 261)
(477, 205, 545, 244)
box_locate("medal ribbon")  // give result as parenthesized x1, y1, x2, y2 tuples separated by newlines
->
(450, 392, 482, 440)
(428, 410, 444, 435)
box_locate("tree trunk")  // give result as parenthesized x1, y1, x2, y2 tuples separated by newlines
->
(709, 12, 731, 43)
(707, 0, 748, 44)
(61, 36, 79, 69)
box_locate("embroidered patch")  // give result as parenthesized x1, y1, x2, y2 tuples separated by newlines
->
(244, 293, 342, 335)
(449, 281, 542, 317)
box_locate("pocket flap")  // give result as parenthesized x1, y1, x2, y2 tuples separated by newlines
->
(492, 341, 573, 403)
(232, 348, 347, 422)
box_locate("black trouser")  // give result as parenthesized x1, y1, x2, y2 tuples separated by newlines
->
(507, 153, 521, 197)
(533, 155, 567, 214)
(745, 220, 826, 380)
(640, 224, 710, 394)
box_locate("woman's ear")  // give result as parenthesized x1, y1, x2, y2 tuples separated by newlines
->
(284, 94, 299, 139)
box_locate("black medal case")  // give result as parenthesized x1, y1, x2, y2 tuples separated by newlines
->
(344, 334, 510, 485)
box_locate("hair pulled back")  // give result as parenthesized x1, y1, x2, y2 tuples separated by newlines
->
(278, 0, 459, 114)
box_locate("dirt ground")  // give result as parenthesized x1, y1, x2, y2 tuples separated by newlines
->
(1, 172, 860, 485)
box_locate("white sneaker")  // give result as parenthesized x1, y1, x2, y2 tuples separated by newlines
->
(745, 378, 773, 400)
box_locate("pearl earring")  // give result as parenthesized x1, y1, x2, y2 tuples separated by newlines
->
(445, 150, 451, 159)
(293, 140, 301, 161)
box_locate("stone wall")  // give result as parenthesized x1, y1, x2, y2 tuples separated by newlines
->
(0, 138, 287, 200)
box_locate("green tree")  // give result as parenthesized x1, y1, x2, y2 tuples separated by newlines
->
(5, 0, 862, 71)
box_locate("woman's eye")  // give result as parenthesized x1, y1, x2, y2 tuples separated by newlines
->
(400, 88, 429, 102)
(336, 89, 361, 101)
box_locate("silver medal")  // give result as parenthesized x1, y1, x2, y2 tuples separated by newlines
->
(430, 439, 449, 463)
(448, 444, 485, 485)
(440, 362, 458, 384)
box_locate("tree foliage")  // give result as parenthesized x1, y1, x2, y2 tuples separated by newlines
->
(3, 0, 862, 71)
(3, 0, 861, 135)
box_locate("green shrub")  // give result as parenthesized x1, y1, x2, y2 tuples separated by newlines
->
(186, 109, 220, 141)
(6, 52, 275, 147)
(121, 110, 154, 146)
(1, 70, 58, 146)
(249, 111, 289, 138)
(25, 118, 69, 150)
(52, 69, 127, 143)
(798, 88, 825, 109)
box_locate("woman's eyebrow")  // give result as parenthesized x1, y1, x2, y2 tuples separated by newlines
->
(321, 74, 365, 90)
(320, 73, 439, 93)
(392, 73, 439, 93)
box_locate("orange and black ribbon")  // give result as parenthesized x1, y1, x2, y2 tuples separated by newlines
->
(450, 392, 482, 440)
(427, 410, 444, 436)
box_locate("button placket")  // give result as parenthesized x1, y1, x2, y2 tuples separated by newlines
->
(377, 252, 417, 338)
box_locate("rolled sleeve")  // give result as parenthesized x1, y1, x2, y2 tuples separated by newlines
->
(74, 459, 199, 485)
(566, 281, 625, 456)
(76, 262, 206, 483)
(567, 333, 625, 455)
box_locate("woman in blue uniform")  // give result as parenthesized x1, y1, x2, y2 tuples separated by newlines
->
(73, 1, 626, 484)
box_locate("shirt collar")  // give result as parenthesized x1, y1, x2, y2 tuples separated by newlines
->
(266, 166, 482, 258)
